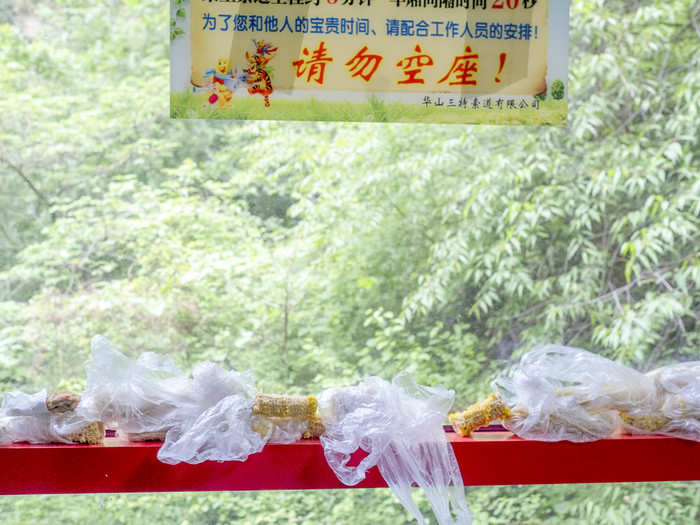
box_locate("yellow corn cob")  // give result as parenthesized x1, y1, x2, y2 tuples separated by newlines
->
(252, 394, 318, 418)
(619, 411, 669, 432)
(449, 393, 512, 437)
(302, 414, 325, 439)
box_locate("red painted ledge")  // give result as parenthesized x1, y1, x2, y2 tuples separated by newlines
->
(1, 430, 698, 495)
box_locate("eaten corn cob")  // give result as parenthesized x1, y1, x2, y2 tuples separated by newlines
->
(45, 391, 105, 444)
(64, 421, 105, 444)
(46, 391, 81, 413)
(449, 393, 512, 437)
(252, 394, 318, 419)
(126, 430, 168, 442)
(451, 396, 672, 438)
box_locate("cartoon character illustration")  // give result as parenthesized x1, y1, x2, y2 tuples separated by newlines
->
(216, 83, 233, 109)
(215, 57, 231, 78)
(203, 57, 235, 109)
(244, 40, 278, 107)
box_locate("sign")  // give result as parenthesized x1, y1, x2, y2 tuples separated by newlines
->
(170, 0, 569, 125)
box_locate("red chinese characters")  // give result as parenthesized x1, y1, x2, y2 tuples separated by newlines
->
(288, 42, 494, 89)
(292, 41, 334, 85)
(438, 46, 480, 86)
(345, 46, 383, 82)
(396, 45, 434, 85)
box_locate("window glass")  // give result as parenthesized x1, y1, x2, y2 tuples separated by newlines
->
(0, 0, 697, 523)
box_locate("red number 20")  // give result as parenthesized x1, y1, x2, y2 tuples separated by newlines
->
(492, 0, 519, 8)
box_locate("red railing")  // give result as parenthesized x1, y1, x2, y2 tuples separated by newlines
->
(1, 429, 697, 495)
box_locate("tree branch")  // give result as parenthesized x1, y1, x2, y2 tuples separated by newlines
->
(0, 157, 51, 206)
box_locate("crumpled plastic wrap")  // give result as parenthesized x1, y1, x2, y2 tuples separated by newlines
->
(622, 361, 700, 441)
(0, 390, 90, 444)
(78, 335, 194, 436)
(158, 394, 265, 464)
(319, 372, 471, 525)
(80, 335, 308, 464)
(157, 360, 267, 464)
(492, 344, 659, 442)
(651, 361, 700, 436)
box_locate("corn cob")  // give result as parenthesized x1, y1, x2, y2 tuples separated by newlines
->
(64, 421, 105, 445)
(126, 430, 168, 442)
(45, 390, 105, 444)
(619, 411, 669, 432)
(252, 394, 318, 419)
(449, 393, 512, 437)
(251, 417, 274, 438)
(46, 391, 81, 413)
(302, 414, 325, 439)
(250, 391, 325, 440)
(251, 415, 325, 439)
(251, 416, 300, 439)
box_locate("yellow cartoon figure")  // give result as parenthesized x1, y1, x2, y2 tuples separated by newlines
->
(203, 57, 234, 109)
(216, 83, 233, 109)
(216, 57, 231, 76)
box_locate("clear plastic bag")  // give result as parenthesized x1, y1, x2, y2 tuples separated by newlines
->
(81, 335, 307, 463)
(624, 361, 700, 441)
(79, 335, 194, 435)
(156, 360, 271, 464)
(1, 389, 65, 444)
(157, 395, 267, 464)
(492, 344, 658, 442)
(319, 372, 471, 525)
(0, 389, 92, 444)
(2, 390, 49, 416)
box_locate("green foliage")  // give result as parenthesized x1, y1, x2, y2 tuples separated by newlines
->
(0, 483, 697, 525)
(551, 79, 565, 100)
(170, 0, 187, 41)
(0, 490, 417, 525)
(468, 482, 700, 525)
(0, 0, 698, 523)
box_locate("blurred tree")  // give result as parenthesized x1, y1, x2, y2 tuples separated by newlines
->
(0, 0, 697, 523)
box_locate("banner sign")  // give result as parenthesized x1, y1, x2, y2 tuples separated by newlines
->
(170, 0, 569, 125)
